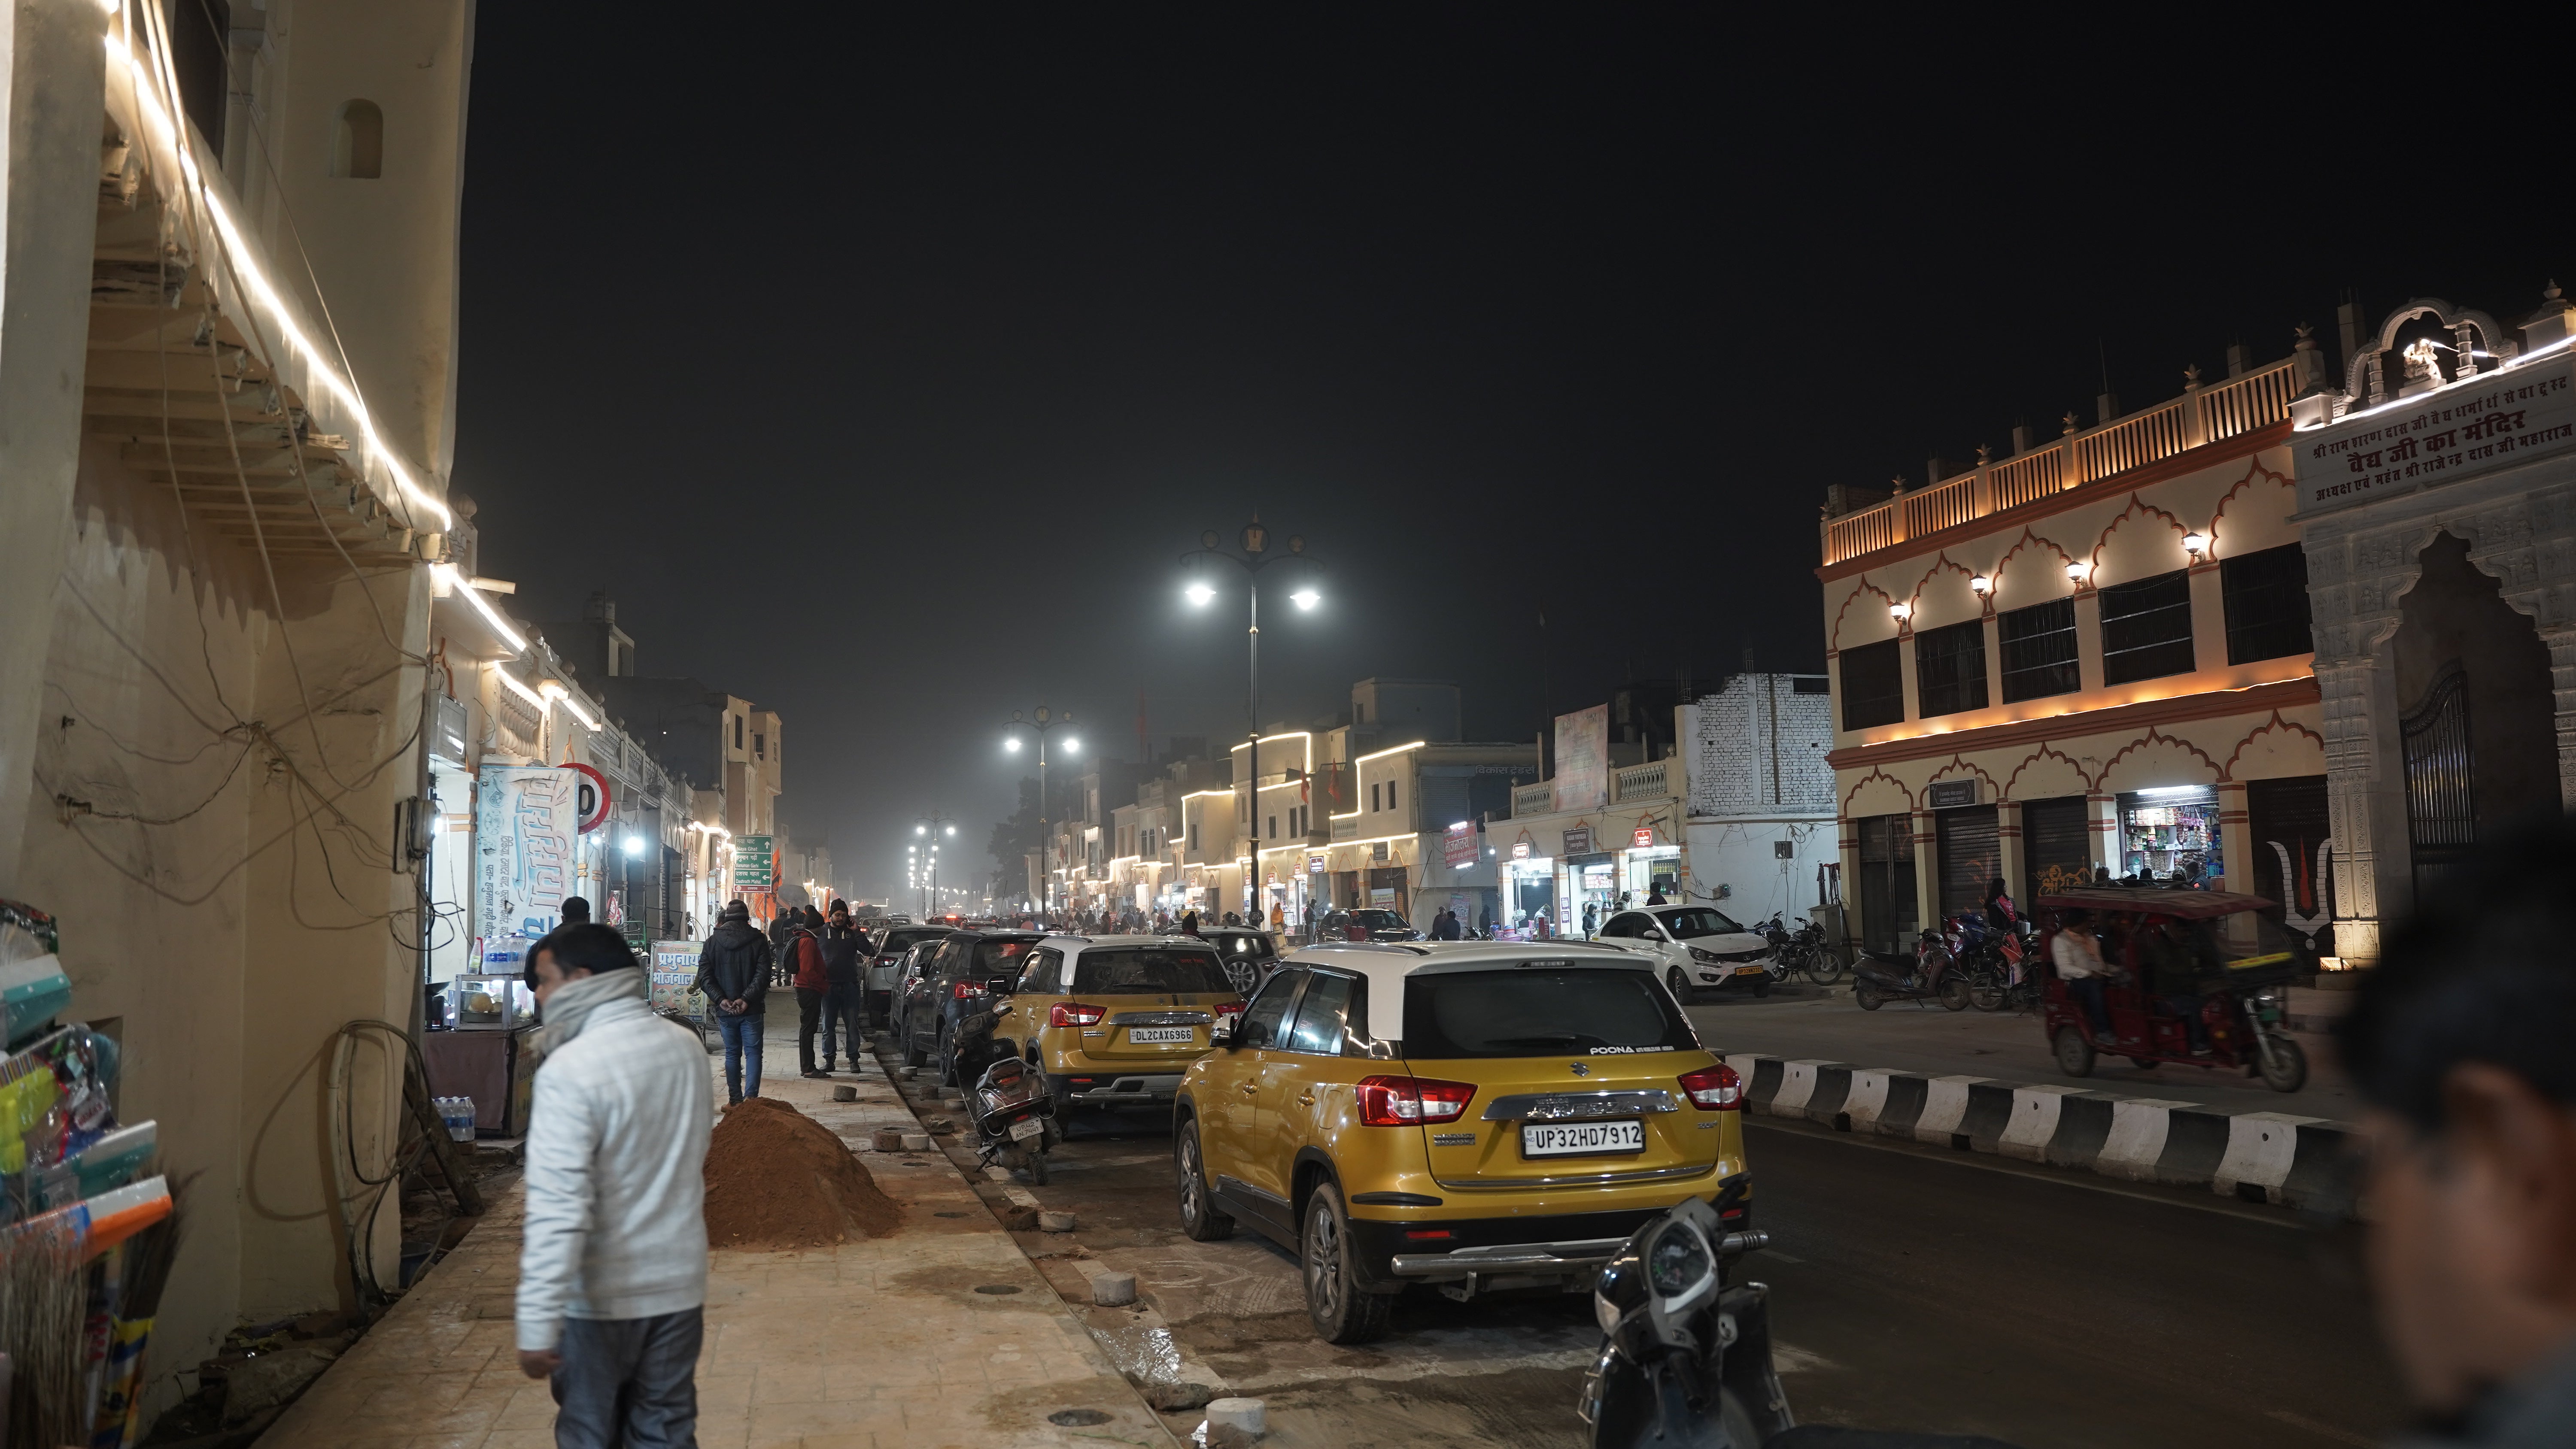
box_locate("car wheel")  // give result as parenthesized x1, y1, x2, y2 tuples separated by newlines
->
(1665, 967, 1692, 1003)
(1302, 1182, 1391, 1343)
(1751, 976, 1772, 999)
(1175, 1120, 1233, 1242)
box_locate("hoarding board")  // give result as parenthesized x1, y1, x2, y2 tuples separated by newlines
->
(2296, 353, 2576, 517)
(1552, 705, 1609, 812)
(650, 941, 710, 1022)
(1443, 822, 1477, 867)
(475, 767, 578, 940)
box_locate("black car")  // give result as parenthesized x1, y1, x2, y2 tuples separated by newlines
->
(1194, 927, 1280, 995)
(865, 924, 956, 1028)
(1321, 907, 1418, 943)
(898, 929, 1046, 1082)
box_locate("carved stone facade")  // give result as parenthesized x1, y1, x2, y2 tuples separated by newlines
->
(2290, 296, 2576, 966)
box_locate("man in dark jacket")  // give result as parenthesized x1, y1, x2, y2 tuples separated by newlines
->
(816, 901, 872, 1073)
(690, 900, 772, 1104)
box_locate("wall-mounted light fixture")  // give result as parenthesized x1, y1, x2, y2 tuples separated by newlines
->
(2183, 531, 2209, 561)
(1969, 574, 1992, 595)
(2066, 560, 2091, 584)
(1888, 601, 1910, 621)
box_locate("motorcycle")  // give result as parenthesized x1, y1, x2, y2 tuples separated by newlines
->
(1960, 918, 2039, 1013)
(1753, 912, 1844, 987)
(953, 1003, 1061, 1184)
(1850, 929, 1971, 1011)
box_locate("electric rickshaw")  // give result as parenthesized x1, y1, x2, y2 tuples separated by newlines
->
(2035, 887, 2311, 1093)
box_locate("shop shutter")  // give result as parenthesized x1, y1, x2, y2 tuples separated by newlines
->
(1856, 814, 1917, 955)
(2020, 797, 2091, 897)
(1935, 806, 1999, 923)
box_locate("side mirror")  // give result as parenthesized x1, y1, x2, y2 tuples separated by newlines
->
(1646, 928, 1668, 941)
(987, 976, 1015, 996)
(1210, 1016, 1239, 1049)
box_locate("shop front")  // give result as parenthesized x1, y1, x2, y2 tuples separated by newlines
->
(1498, 849, 1557, 937)
(1621, 839, 1682, 904)
(2118, 785, 2221, 885)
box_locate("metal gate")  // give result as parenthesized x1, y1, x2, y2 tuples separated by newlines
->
(1856, 814, 1917, 955)
(1935, 806, 1999, 923)
(2021, 797, 2091, 897)
(2401, 663, 2477, 895)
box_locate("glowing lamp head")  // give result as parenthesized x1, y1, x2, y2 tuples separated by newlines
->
(1185, 582, 1217, 606)
(1291, 588, 1320, 611)
(915, 825, 926, 835)
(2183, 531, 2210, 558)
(1970, 574, 1992, 595)
(1004, 737, 1021, 752)
(945, 825, 957, 836)
(1063, 737, 1079, 754)
(622, 835, 644, 857)
(2066, 560, 2091, 584)
(1888, 601, 1910, 621)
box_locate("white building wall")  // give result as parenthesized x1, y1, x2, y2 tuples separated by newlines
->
(1683, 674, 1838, 922)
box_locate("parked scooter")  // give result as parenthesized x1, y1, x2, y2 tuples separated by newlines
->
(1851, 928, 1971, 1011)
(950, 1002, 1062, 1184)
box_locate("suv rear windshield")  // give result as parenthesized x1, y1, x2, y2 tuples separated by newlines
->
(1403, 968, 1698, 1058)
(879, 927, 949, 953)
(1072, 948, 1233, 995)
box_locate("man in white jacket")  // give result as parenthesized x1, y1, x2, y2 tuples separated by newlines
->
(514, 923, 713, 1449)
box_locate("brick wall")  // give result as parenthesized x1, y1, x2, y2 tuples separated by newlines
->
(1689, 675, 1834, 818)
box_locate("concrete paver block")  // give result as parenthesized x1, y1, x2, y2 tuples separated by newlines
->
(1207, 1396, 1266, 1433)
(1039, 1210, 1078, 1232)
(1091, 1270, 1137, 1306)
(900, 1132, 932, 1151)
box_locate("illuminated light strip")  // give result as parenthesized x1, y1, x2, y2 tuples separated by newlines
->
(1354, 739, 1429, 764)
(2305, 329, 2576, 429)
(497, 670, 548, 712)
(435, 564, 528, 652)
(103, 36, 452, 531)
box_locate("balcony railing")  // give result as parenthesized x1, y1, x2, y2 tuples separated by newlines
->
(1613, 760, 1671, 803)
(1512, 782, 1554, 817)
(1821, 357, 2302, 566)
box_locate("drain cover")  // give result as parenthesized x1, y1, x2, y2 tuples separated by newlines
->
(972, 1284, 1021, 1295)
(1048, 1409, 1112, 1426)
(934, 1211, 971, 1219)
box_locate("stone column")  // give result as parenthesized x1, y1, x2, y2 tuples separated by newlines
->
(2318, 659, 2388, 969)
(0, 0, 111, 895)
(1910, 807, 1938, 933)
(2215, 781, 2251, 895)
(2087, 791, 2120, 878)
(1996, 799, 2027, 903)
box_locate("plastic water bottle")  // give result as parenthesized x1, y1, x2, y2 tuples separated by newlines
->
(438, 1097, 476, 1142)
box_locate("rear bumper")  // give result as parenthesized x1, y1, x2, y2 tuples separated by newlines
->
(1045, 1071, 1185, 1106)
(1347, 1205, 1699, 1292)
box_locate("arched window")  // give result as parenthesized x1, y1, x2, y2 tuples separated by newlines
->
(332, 100, 383, 179)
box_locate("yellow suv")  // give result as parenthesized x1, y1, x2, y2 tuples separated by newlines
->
(1172, 940, 1747, 1342)
(1004, 936, 1244, 1109)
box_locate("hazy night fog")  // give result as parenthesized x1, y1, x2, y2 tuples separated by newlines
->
(452, 10, 2576, 901)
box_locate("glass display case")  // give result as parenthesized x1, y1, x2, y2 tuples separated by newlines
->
(444, 973, 534, 1031)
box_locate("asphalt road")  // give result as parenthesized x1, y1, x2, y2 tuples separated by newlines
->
(887, 1053, 2406, 1449)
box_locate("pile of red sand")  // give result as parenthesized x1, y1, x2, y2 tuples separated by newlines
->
(702, 1097, 902, 1248)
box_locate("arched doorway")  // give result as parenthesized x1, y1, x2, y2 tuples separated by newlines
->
(2391, 532, 2558, 893)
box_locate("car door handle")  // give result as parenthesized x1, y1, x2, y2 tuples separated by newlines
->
(1239, 1082, 1260, 1095)
(1296, 1092, 1316, 1107)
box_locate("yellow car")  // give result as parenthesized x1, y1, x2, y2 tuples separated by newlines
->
(1004, 935, 1245, 1109)
(1172, 940, 1748, 1342)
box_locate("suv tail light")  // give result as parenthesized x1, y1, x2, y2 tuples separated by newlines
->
(1049, 1002, 1107, 1028)
(1678, 1063, 1743, 1110)
(1356, 1075, 1477, 1126)
(950, 981, 985, 1001)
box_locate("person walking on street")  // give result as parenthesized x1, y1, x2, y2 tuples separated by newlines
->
(816, 901, 870, 1073)
(515, 923, 712, 1449)
(691, 900, 772, 1103)
(782, 910, 831, 1077)
(766, 907, 797, 987)
(1582, 903, 1598, 938)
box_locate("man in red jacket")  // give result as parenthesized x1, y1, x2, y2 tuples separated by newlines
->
(784, 906, 832, 1078)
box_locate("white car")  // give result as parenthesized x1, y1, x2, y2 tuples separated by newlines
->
(1595, 904, 1774, 1000)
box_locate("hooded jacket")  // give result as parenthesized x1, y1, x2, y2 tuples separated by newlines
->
(786, 927, 826, 991)
(817, 924, 869, 988)
(691, 919, 772, 1012)
(516, 970, 711, 1352)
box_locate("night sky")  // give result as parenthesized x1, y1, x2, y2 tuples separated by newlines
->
(455, 11, 2574, 902)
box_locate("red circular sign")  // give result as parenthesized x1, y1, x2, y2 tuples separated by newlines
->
(566, 763, 613, 833)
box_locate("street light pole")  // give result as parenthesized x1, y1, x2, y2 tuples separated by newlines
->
(1003, 709, 1076, 920)
(914, 814, 957, 920)
(1183, 518, 1322, 926)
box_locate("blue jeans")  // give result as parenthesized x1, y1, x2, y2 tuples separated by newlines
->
(549, 1307, 700, 1449)
(716, 1009, 764, 1101)
(821, 984, 862, 1068)
(2067, 976, 2111, 1036)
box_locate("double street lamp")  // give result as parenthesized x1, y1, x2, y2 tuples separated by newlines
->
(1182, 518, 1323, 920)
(1002, 708, 1077, 917)
(911, 815, 957, 919)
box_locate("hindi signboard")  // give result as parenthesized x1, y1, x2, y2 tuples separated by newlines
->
(733, 834, 775, 890)
(2296, 355, 2576, 518)
(1443, 822, 1477, 867)
(1553, 705, 1609, 813)
(649, 941, 710, 1025)
(475, 767, 578, 940)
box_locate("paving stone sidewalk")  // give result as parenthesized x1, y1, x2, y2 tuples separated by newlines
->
(257, 1002, 1177, 1449)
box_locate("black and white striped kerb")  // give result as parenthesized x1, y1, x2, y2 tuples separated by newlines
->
(1721, 1054, 2360, 1217)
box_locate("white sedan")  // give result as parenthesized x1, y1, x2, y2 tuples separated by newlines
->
(1595, 905, 1775, 1000)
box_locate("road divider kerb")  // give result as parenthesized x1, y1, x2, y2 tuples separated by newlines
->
(1722, 1052, 2360, 1216)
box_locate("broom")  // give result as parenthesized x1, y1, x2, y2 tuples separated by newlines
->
(92, 1172, 188, 1448)
(0, 1216, 91, 1449)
